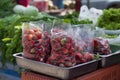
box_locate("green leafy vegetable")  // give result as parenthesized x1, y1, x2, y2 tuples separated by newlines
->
(98, 8, 120, 30)
(0, 0, 15, 18)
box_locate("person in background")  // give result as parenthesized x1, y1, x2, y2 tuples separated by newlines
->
(52, 0, 64, 9)
(16, 0, 31, 7)
(75, 0, 81, 12)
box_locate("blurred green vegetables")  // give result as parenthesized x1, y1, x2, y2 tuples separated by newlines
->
(0, 13, 55, 66)
(98, 8, 120, 30)
(0, 0, 15, 18)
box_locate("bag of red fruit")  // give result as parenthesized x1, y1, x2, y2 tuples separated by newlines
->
(22, 22, 51, 62)
(94, 37, 111, 55)
(72, 24, 94, 53)
(81, 25, 94, 53)
(67, 26, 95, 64)
(47, 24, 77, 67)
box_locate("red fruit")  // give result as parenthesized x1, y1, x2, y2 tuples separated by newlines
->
(81, 58, 87, 63)
(62, 48, 69, 55)
(65, 43, 71, 49)
(50, 54, 56, 60)
(32, 35, 38, 40)
(33, 29, 39, 32)
(35, 31, 42, 39)
(78, 47, 83, 53)
(51, 39, 57, 44)
(56, 47, 62, 52)
(56, 37, 61, 42)
(94, 38, 111, 55)
(75, 53, 83, 64)
(26, 34, 33, 40)
(71, 41, 75, 47)
(89, 53, 94, 59)
(29, 40, 35, 45)
(70, 47, 75, 53)
(28, 29, 34, 34)
(84, 52, 94, 61)
(75, 46, 83, 53)
(75, 53, 83, 60)
(53, 43, 61, 48)
(66, 37, 72, 43)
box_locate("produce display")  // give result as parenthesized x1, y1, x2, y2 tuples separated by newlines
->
(21, 24, 95, 67)
(48, 34, 77, 67)
(94, 37, 111, 55)
(47, 27, 94, 67)
(1, 2, 120, 80)
(0, 1, 119, 68)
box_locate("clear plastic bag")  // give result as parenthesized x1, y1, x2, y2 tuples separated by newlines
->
(89, 8, 103, 25)
(67, 25, 94, 64)
(47, 24, 95, 67)
(67, 26, 94, 64)
(47, 24, 77, 67)
(79, 5, 89, 20)
(94, 37, 111, 55)
(78, 5, 103, 25)
(73, 24, 94, 53)
(22, 22, 51, 62)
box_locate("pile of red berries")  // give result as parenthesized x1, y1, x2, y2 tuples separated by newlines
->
(94, 38, 111, 55)
(22, 28, 51, 62)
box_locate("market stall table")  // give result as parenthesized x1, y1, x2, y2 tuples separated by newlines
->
(22, 63, 120, 80)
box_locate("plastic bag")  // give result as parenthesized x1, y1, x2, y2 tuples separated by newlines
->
(47, 24, 94, 67)
(94, 37, 111, 55)
(89, 8, 103, 25)
(78, 5, 103, 25)
(47, 24, 77, 67)
(22, 22, 51, 62)
(108, 35, 120, 44)
(79, 5, 89, 20)
(74, 24, 94, 53)
(67, 25, 94, 64)
(94, 27, 105, 37)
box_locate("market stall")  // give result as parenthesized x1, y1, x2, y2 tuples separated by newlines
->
(0, 0, 120, 80)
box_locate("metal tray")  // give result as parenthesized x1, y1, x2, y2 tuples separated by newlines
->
(14, 53, 99, 80)
(100, 50, 120, 67)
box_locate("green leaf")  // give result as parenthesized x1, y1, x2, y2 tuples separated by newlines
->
(94, 54, 100, 60)
(2, 38, 11, 42)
